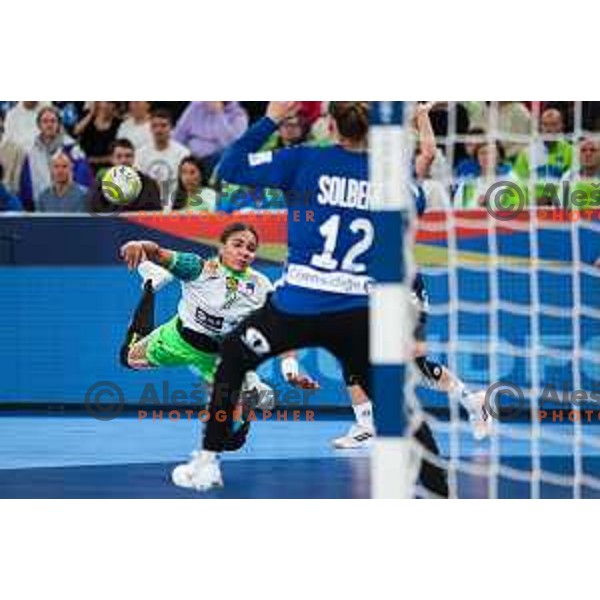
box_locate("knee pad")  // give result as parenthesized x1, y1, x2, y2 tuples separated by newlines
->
(415, 356, 443, 383)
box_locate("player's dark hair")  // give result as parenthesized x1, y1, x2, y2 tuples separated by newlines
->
(329, 101, 369, 143)
(173, 156, 204, 210)
(463, 127, 486, 157)
(110, 138, 135, 154)
(467, 127, 486, 137)
(476, 139, 506, 163)
(0, 162, 4, 181)
(495, 141, 506, 162)
(151, 108, 173, 124)
(220, 222, 259, 247)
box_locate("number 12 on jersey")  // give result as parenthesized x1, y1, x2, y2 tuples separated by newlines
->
(310, 215, 374, 274)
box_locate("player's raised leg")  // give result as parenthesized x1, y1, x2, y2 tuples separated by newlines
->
(414, 344, 490, 441)
(119, 279, 156, 369)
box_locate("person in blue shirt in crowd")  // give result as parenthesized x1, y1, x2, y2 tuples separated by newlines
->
(0, 163, 22, 211)
(19, 106, 92, 211)
(175, 101, 448, 496)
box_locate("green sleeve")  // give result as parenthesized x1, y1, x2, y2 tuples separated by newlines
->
(166, 252, 204, 282)
(513, 150, 530, 181)
(563, 142, 573, 171)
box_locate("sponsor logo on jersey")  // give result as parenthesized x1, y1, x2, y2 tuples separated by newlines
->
(240, 280, 256, 296)
(225, 276, 239, 292)
(194, 307, 224, 331)
(285, 263, 371, 296)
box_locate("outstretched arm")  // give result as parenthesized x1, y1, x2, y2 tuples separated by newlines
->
(120, 241, 203, 282)
(217, 101, 303, 190)
(120, 240, 173, 270)
(414, 102, 437, 168)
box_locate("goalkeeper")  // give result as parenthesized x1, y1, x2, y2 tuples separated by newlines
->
(333, 103, 489, 450)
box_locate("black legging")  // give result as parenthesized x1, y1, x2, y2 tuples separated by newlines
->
(203, 299, 448, 498)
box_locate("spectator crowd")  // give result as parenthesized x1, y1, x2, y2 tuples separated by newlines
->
(0, 100, 599, 214)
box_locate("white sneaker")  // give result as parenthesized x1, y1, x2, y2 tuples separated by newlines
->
(171, 452, 224, 491)
(465, 390, 491, 441)
(332, 424, 375, 449)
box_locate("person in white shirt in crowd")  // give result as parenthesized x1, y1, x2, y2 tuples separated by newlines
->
(4, 101, 52, 151)
(136, 108, 190, 206)
(453, 140, 517, 209)
(0, 110, 25, 195)
(117, 101, 153, 150)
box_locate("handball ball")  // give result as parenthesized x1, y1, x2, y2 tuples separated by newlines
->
(101, 165, 142, 205)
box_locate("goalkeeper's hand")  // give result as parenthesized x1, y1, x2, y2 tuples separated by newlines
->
(266, 101, 301, 124)
(281, 355, 320, 390)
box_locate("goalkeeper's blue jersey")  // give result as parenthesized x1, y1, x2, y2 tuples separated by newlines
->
(219, 117, 427, 315)
(219, 117, 374, 315)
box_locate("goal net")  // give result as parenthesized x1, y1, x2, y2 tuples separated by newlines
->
(371, 100, 600, 498)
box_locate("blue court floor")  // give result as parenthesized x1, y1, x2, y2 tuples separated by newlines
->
(1, 416, 599, 498)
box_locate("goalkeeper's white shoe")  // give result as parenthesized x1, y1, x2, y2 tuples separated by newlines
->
(465, 390, 491, 441)
(171, 452, 223, 491)
(332, 424, 375, 449)
(138, 260, 174, 292)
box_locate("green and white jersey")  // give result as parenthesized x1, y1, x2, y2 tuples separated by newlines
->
(168, 253, 273, 339)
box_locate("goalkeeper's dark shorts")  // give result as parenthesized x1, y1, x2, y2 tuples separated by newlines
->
(339, 272, 429, 387)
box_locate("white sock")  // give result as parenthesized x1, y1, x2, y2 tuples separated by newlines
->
(198, 450, 217, 463)
(353, 401, 374, 430)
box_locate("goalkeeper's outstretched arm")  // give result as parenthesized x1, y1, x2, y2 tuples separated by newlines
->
(413, 102, 437, 167)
